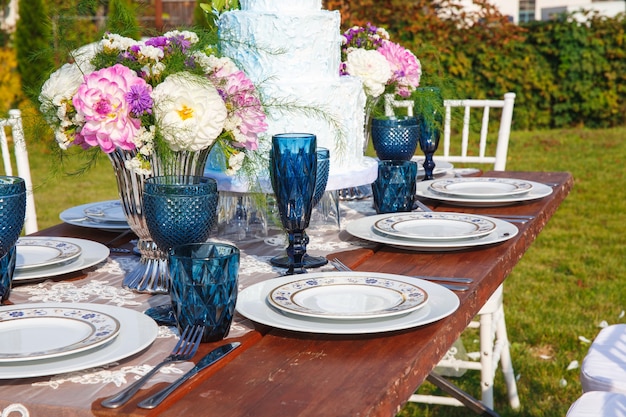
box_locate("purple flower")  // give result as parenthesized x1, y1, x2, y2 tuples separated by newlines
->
(145, 36, 168, 49)
(126, 83, 153, 117)
(169, 35, 192, 52)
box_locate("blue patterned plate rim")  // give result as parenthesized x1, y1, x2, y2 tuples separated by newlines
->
(268, 275, 428, 320)
(429, 177, 534, 198)
(15, 238, 82, 271)
(0, 307, 121, 362)
(373, 212, 497, 241)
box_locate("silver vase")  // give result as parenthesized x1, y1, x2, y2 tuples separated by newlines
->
(108, 147, 211, 294)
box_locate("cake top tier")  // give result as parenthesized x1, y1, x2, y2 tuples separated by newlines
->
(239, 0, 322, 12)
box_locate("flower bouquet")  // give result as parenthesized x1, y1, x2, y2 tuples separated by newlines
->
(341, 23, 422, 101)
(39, 30, 267, 293)
(340, 23, 423, 154)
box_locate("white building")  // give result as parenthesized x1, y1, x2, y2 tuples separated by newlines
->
(454, 0, 626, 24)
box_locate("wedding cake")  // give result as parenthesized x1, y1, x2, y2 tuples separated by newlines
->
(212, 0, 376, 191)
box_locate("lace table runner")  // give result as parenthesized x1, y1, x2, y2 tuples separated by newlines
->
(0, 198, 379, 416)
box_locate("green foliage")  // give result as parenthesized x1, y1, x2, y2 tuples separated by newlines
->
(325, 1, 626, 130)
(14, 0, 55, 103)
(106, 0, 141, 39)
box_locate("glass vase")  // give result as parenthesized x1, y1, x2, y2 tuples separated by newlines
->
(108, 147, 211, 294)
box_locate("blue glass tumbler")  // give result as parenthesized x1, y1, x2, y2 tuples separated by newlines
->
(268, 133, 317, 275)
(371, 160, 418, 214)
(0, 176, 26, 302)
(143, 175, 218, 253)
(271, 147, 329, 270)
(415, 87, 443, 180)
(169, 243, 239, 342)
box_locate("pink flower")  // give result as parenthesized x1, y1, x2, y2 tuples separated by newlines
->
(377, 40, 422, 97)
(221, 71, 267, 150)
(73, 64, 150, 152)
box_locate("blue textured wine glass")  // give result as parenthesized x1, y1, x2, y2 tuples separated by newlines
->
(271, 147, 329, 270)
(143, 175, 218, 253)
(269, 133, 317, 275)
(0, 176, 26, 302)
(416, 87, 443, 180)
(169, 243, 239, 342)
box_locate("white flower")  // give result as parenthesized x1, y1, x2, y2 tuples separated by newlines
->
(192, 52, 237, 75)
(345, 48, 392, 98)
(164, 30, 199, 45)
(152, 73, 227, 152)
(55, 130, 71, 149)
(39, 63, 85, 109)
(143, 62, 166, 78)
(226, 151, 246, 175)
(101, 34, 137, 52)
(138, 44, 164, 62)
(71, 42, 101, 70)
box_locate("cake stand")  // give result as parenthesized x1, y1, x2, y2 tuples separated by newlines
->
(204, 156, 378, 240)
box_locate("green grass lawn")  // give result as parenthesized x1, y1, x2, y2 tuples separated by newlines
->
(24, 124, 626, 417)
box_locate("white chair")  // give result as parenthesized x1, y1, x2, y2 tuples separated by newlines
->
(580, 324, 626, 394)
(408, 92, 520, 411)
(439, 92, 516, 170)
(0, 109, 38, 234)
(566, 391, 626, 417)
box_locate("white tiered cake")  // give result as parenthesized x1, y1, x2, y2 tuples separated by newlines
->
(209, 0, 377, 192)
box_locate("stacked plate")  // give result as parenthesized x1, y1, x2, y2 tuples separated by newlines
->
(0, 302, 158, 379)
(346, 212, 519, 251)
(14, 237, 110, 283)
(416, 177, 553, 207)
(236, 271, 460, 334)
(60, 200, 129, 230)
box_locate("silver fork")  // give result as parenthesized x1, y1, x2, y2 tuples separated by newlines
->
(330, 258, 472, 290)
(101, 324, 204, 409)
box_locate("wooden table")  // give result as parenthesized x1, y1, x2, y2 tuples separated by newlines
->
(23, 171, 572, 417)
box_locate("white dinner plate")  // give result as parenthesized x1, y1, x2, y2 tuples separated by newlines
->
(13, 238, 110, 282)
(346, 214, 518, 251)
(0, 303, 158, 379)
(83, 200, 126, 223)
(15, 238, 82, 271)
(237, 272, 459, 334)
(373, 212, 497, 241)
(416, 179, 553, 207)
(267, 275, 428, 320)
(429, 177, 534, 198)
(0, 306, 120, 362)
(60, 200, 129, 230)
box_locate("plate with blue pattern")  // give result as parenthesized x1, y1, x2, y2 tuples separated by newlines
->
(268, 275, 428, 320)
(0, 307, 121, 362)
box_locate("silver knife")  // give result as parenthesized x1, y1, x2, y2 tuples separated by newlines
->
(137, 342, 241, 409)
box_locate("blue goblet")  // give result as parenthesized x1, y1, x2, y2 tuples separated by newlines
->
(268, 133, 317, 275)
(0, 176, 26, 302)
(415, 87, 443, 180)
(270, 147, 329, 270)
(143, 175, 219, 254)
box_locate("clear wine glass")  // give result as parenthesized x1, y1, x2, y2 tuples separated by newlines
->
(416, 87, 443, 180)
(268, 133, 317, 275)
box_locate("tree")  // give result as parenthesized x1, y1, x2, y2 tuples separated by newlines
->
(107, 0, 140, 39)
(14, 0, 54, 102)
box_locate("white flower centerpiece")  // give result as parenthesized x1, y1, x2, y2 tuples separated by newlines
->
(39, 30, 268, 293)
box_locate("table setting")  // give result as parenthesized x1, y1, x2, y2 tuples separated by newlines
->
(0, 168, 572, 417)
(0, 126, 568, 417)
